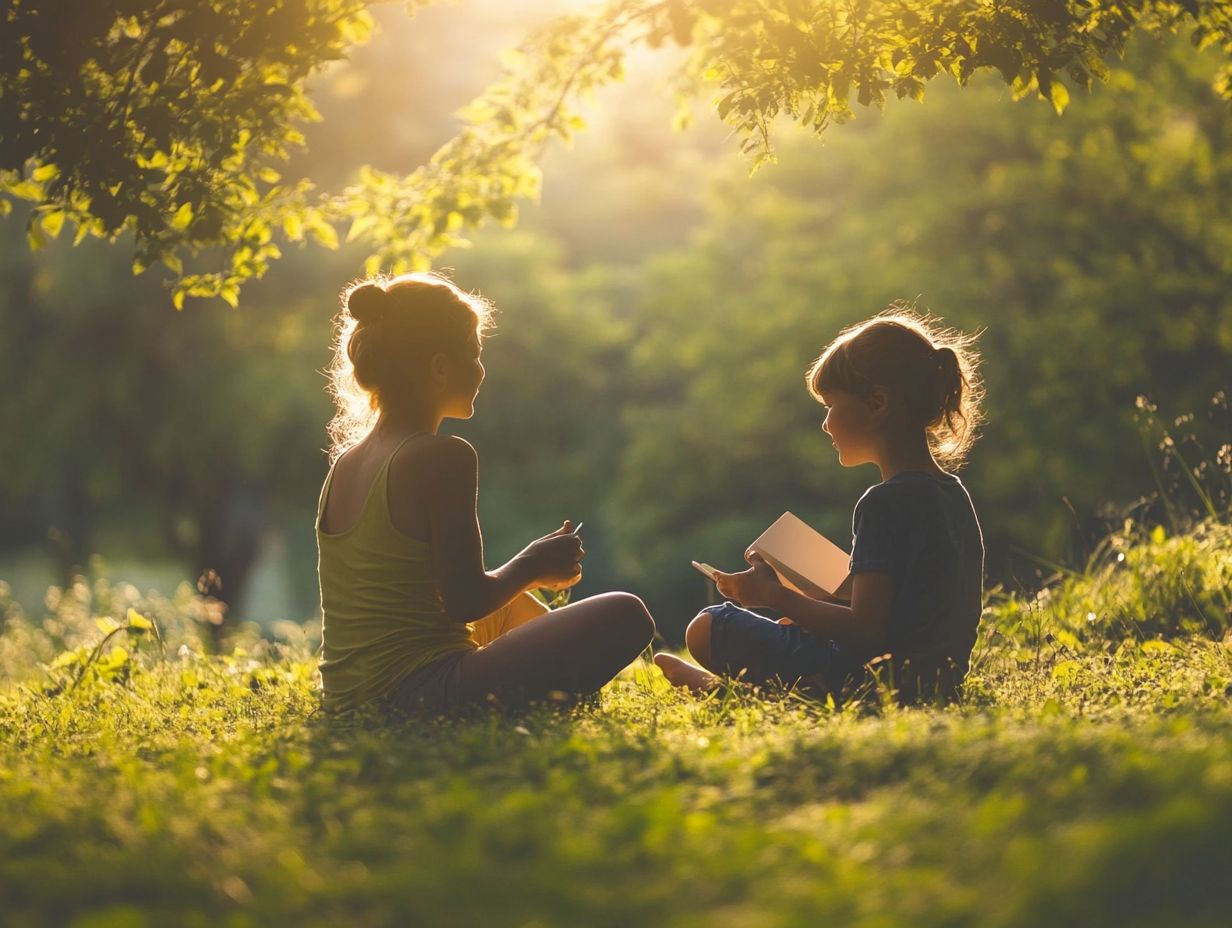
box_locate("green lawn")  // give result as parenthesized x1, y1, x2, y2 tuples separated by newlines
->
(1, 523, 1230, 927)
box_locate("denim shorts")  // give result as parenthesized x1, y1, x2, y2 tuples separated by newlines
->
(705, 601, 860, 694)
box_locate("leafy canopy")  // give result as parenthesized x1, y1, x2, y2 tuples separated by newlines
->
(3, 0, 1231, 307)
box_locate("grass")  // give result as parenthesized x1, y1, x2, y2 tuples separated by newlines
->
(4, 657, 1232, 928)
(1, 514, 1231, 928)
(3, 393, 1231, 927)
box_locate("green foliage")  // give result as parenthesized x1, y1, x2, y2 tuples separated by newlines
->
(0, 564, 228, 686)
(41, 607, 161, 693)
(2, 517, 1232, 924)
(342, 0, 1232, 285)
(603, 31, 1232, 602)
(984, 518, 1232, 642)
(981, 391, 1231, 642)
(3, 29, 1228, 630)
(339, 3, 639, 276)
(4, 1, 1232, 305)
(0, 0, 379, 306)
(685, 0, 1232, 157)
(0, 216, 332, 612)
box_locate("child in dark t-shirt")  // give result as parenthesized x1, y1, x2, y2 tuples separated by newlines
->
(847, 470, 984, 701)
(655, 307, 986, 705)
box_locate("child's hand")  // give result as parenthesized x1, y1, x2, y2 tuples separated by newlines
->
(523, 521, 584, 590)
(714, 553, 783, 609)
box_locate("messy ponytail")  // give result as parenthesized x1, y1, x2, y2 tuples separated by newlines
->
(806, 305, 985, 469)
(324, 272, 495, 463)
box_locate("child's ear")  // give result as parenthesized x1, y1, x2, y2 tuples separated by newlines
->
(429, 352, 450, 386)
(866, 386, 890, 419)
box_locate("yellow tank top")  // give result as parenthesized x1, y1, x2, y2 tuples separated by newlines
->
(315, 435, 477, 711)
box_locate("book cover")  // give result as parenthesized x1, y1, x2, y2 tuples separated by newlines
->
(745, 511, 851, 598)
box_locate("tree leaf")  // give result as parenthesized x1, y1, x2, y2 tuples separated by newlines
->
(31, 163, 59, 182)
(1049, 79, 1070, 115)
(308, 219, 339, 250)
(282, 213, 304, 242)
(126, 609, 154, 631)
(40, 210, 65, 239)
(170, 202, 194, 231)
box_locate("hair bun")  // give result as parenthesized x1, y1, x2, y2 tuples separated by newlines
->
(347, 282, 389, 324)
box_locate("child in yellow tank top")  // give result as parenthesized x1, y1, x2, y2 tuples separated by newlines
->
(316, 272, 655, 715)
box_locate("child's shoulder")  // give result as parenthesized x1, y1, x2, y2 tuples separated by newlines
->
(855, 472, 966, 520)
(422, 433, 477, 458)
(871, 471, 962, 496)
(857, 473, 929, 505)
(390, 433, 478, 479)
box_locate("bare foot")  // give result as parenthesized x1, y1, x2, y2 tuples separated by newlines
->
(653, 652, 719, 693)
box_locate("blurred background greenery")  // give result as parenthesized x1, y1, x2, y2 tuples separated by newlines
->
(1, 0, 1228, 642)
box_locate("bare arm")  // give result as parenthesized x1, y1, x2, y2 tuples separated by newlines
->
(828, 572, 853, 604)
(420, 437, 580, 623)
(715, 557, 889, 655)
(763, 572, 892, 655)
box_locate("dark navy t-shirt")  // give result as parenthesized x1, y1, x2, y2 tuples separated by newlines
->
(848, 471, 984, 700)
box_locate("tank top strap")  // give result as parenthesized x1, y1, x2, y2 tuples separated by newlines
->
(371, 431, 428, 526)
(379, 432, 426, 483)
(315, 460, 336, 530)
(317, 432, 427, 536)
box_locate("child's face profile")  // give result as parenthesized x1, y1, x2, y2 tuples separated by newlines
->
(441, 330, 485, 420)
(819, 388, 880, 467)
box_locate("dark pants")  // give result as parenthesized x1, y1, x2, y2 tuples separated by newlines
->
(704, 601, 861, 696)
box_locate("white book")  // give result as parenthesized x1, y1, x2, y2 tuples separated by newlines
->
(744, 511, 851, 598)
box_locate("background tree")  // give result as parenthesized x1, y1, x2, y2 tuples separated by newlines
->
(605, 28, 1232, 624)
(2, 5, 1228, 640)
(3, 0, 1230, 305)
(0, 0, 392, 304)
(0, 221, 328, 618)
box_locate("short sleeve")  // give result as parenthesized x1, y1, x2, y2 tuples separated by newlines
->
(849, 486, 908, 575)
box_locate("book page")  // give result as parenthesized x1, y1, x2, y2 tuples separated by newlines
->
(746, 511, 850, 597)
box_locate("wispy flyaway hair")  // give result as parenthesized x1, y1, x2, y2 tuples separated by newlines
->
(807, 304, 985, 469)
(324, 272, 495, 462)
